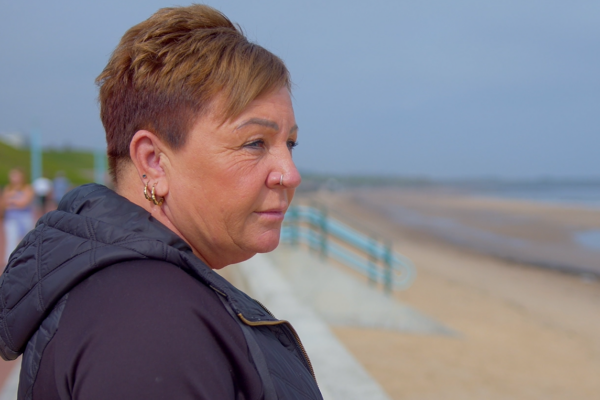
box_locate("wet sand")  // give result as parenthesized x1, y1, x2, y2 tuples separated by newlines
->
(350, 187, 600, 275)
(301, 188, 600, 399)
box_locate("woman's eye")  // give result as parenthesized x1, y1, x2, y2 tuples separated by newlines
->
(244, 139, 265, 149)
(287, 140, 298, 151)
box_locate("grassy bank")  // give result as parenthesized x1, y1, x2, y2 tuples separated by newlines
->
(0, 142, 97, 186)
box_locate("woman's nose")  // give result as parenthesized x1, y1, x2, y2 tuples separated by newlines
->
(268, 151, 302, 189)
(282, 161, 301, 189)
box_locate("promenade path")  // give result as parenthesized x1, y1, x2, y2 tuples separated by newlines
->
(0, 360, 19, 400)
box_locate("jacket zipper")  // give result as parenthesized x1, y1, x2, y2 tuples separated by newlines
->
(238, 300, 317, 382)
(209, 285, 317, 383)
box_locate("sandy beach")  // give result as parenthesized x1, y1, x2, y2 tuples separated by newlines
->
(299, 188, 600, 399)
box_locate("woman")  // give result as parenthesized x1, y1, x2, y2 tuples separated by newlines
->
(0, 5, 322, 400)
(2, 168, 34, 266)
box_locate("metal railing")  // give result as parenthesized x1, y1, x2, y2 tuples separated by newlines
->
(280, 204, 416, 292)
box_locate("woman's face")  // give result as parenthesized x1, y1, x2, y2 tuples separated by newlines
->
(9, 169, 24, 186)
(163, 87, 301, 268)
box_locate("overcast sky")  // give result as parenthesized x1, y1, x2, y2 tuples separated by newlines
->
(1, 0, 598, 178)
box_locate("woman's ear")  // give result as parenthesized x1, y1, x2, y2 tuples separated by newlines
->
(129, 130, 170, 197)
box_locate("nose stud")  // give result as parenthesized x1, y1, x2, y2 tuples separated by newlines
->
(280, 174, 284, 186)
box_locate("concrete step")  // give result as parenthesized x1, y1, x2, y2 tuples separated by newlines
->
(267, 245, 452, 335)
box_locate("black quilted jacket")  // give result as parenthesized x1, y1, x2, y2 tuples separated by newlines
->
(0, 184, 322, 400)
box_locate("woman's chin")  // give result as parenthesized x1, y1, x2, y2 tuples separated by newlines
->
(251, 230, 281, 254)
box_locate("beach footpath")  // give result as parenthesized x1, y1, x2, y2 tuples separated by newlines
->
(0, 359, 19, 400)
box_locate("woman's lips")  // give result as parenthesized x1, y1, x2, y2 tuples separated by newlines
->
(255, 209, 285, 221)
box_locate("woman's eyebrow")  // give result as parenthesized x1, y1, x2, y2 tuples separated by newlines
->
(235, 118, 279, 131)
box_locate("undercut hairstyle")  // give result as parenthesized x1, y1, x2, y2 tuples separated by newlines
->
(96, 4, 291, 182)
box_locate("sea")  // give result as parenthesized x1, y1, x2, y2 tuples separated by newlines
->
(448, 180, 600, 208)
(353, 180, 600, 276)
(460, 181, 600, 258)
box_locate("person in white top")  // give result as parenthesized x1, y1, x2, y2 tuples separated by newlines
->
(2, 168, 35, 265)
(32, 176, 53, 214)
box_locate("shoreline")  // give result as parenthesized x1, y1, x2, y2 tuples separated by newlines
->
(344, 187, 600, 277)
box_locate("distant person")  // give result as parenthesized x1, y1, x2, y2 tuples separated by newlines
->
(0, 5, 320, 400)
(2, 168, 34, 265)
(32, 175, 53, 213)
(52, 171, 70, 205)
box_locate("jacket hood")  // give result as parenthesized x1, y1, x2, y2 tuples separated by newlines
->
(0, 184, 275, 361)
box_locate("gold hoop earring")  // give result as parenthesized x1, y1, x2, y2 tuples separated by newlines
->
(151, 184, 164, 206)
(144, 182, 152, 201)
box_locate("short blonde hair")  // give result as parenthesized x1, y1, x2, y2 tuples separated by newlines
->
(96, 4, 291, 181)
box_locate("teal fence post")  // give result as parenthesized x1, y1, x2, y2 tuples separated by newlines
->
(319, 206, 328, 259)
(285, 203, 414, 293)
(289, 206, 299, 246)
(307, 205, 317, 253)
(30, 128, 42, 182)
(367, 238, 378, 286)
(383, 242, 393, 294)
